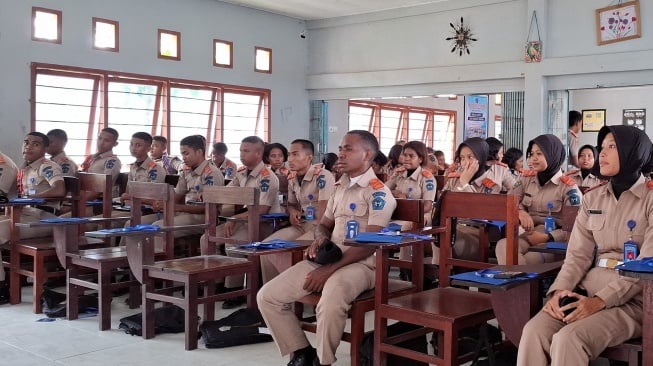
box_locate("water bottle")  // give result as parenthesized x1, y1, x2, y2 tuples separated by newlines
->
(407, 187, 413, 199)
(544, 202, 555, 234)
(305, 194, 315, 221)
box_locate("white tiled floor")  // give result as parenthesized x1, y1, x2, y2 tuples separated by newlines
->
(0, 287, 354, 366)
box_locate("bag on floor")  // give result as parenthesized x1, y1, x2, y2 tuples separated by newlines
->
(118, 305, 185, 336)
(41, 288, 98, 318)
(360, 322, 428, 366)
(199, 308, 272, 348)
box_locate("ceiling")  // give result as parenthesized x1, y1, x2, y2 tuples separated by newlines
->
(219, 0, 449, 20)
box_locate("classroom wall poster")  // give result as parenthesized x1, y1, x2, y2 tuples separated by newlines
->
(464, 95, 489, 139)
(623, 108, 646, 132)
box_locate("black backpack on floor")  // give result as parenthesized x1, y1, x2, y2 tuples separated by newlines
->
(360, 322, 429, 366)
(118, 305, 185, 336)
(199, 308, 273, 348)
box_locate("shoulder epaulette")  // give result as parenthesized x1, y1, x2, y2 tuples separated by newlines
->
(313, 166, 322, 175)
(370, 178, 384, 190)
(261, 167, 270, 177)
(560, 175, 576, 187)
(447, 172, 461, 178)
(422, 170, 434, 178)
(279, 167, 289, 176)
(647, 180, 653, 190)
(203, 165, 212, 175)
(237, 166, 247, 172)
(565, 169, 580, 176)
(521, 170, 537, 177)
(148, 161, 157, 169)
(0, 156, 6, 164)
(287, 171, 297, 180)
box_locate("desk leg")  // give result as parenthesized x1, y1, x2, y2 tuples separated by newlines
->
(643, 280, 653, 366)
(248, 255, 261, 310)
(490, 281, 539, 347)
(374, 249, 390, 366)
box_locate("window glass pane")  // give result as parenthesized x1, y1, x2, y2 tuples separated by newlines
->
(107, 82, 158, 167)
(214, 41, 232, 66)
(160, 32, 178, 58)
(34, 10, 59, 40)
(408, 112, 427, 143)
(223, 92, 265, 163)
(348, 106, 373, 131)
(434, 114, 455, 163)
(255, 48, 271, 72)
(94, 21, 116, 49)
(35, 74, 96, 164)
(169, 87, 214, 156)
(379, 109, 401, 153)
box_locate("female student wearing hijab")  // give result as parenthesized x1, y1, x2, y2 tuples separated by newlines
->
(517, 125, 653, 366)
(432, 138, 516, 264)
(495, 134, 582, 265)
(565, 144, 604, 189)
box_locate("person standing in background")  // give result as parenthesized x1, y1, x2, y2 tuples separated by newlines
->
(568, 110, 583, 169)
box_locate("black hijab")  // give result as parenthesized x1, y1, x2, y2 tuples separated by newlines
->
(597, 125, 653, 199)
(527, 134, 566, 186)
(578, 144, 598, 180)
(457, 137, 489, 181)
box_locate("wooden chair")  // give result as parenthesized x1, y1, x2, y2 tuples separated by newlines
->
(438, 191, 520, 287)
(9, 176, 80, 313)
(297, 198, 429, 366)
(128, 185, 258, 350)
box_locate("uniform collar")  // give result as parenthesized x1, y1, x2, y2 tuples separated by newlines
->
(549, 170, 564, 186)
(406, 166, 422, 181)
(300, 164, 321, 182)
(605, 175, 647, 199)
(24, 156, 46, 169)
(135, 157, 155, 170)
(340, 166, 376, 188)
(191, 160, 211, 175)
(472, 168, 492, 186)
(248, 161, 266, 177)
(568, 129, 578, 138)
(96, 150, 115, 159)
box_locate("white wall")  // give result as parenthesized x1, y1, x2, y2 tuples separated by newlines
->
(0, 0, 309, 162)
(306, 0, 653, 147)
(571, 86, 653, 148)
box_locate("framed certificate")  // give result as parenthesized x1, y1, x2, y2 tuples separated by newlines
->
(581, 109, 606, 132)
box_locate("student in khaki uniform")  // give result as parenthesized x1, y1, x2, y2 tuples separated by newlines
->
(46, 129, 78, 177)
(259, 139, 336, 283)
(152, 135, 224, 250)
(0, 133, 65, 279)
(79, 127, 122, 196)
(265, 142, 290, 176)
(0, 150, 18, 288)
(495, 134, 582, 265)
(150, 136, 183, 175)
(518, 125, 653, 366)
(386, 141, 436, 263)
(258, 130, 397, 366)
(566, 144, 604, 189)
(210, 142, 238, 179)
(485, 137, 505, 167)
(209, 136, 281, 308)
(433, 138, 515, 264)
(568, 110, 582, 169)
(501, 147, 524, 179)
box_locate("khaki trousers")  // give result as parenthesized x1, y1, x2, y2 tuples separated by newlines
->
(257, 260, 375, 365)
(260, 221, 317, 283)
(517, 299, 642, 366)
(495, 225, 555, 265)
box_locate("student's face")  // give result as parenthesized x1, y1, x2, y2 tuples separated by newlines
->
(240, 142, 262, 167)
(211, 150, 225, 166)
(267, 147, 285, 169)
(338, 134, 371, 174)
(578, 148, 595, 170)
(402, 147, 422, 170)
(96, 131, 117, 154)
(287, 143, 312, 172)
(45, 136, 64, 156)
(497, 146, 504, 162)
(436, 155, 446, 167)
(599, 133, 620, 177)
(528, 144, 548, 173)
(23, 135, 47, 162)
(458, 146, 477, 171)
(130, 138, 151, 160)
(150, 141, 166, 159)
(180, 145, 204, 168)
(515, 157, 524, 171)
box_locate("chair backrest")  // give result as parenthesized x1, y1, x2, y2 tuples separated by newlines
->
(76, 172, 112, 220)
(115, 172, 129, 196)
(202, 186, 260, 255)
(164, 174, 180, 187)
(392, 198, 426, 229)
(561, 205, 580, 233)
(438, 191, 520, 287)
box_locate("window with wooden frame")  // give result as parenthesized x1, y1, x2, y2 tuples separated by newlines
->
(254, 46, 272, 73)
(32, 63, 270, 168)
(93, 17, 119, 52)
(158, 29, 181, 61)
(213, 39, 233, 68)
(32, 7, 62, 44)
(348, 100, 457, 163)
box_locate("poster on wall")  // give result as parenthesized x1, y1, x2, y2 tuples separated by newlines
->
(464, 94, 489, 139)
(623, 108, 646, 131)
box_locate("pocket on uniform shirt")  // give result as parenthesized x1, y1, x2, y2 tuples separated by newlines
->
(587, 214, 605, 231)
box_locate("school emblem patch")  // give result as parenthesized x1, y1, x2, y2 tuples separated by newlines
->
(317, 175, 326, 189)
(43, 166, 54, 179)
(61, 163, 70, 174)
(425, 179, 435, 191)
(372, 191, 386, 210)
(105, 159, 116, 169)
(260, 179, 270, 192)
(567, 188, 581, 206)
(149, 169, 158, 181)
(204, 175, 214, 186)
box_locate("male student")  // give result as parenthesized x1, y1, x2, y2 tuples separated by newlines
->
(79, 127, 122, 189)
(0, 148, 18, 303)
(211, 142, 238, 178)
(46, 129, 78, 177)
(150, 135, 183, 174)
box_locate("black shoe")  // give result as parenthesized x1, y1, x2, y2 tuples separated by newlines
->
(287, 347, 316, 366)
(0, 281, 8, 305)
(221, 296, 247, 309)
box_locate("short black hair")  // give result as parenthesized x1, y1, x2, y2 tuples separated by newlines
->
(242, 136, 265, 149)
(433, 150, 445, 158)
(388, 144, 403, 168)
(101, 127, 119, 141)
(212, 142, 228, 155)
(46, 129, 67, 143)
(347, 130, 379, 155)
(27, 131, 49, 147)
(264, 143, 288, 163)
(291, 139, 314, 155)
(486, 137, 504, 162)
(373, 151, 388, 167)
(153, 136, 168, 146)
(180, 135, 206, 154)
(569, 110, 582, 128)
(501, 147, 523, 170)
(322, 152, 338, 171)
(132, 132, 153, 145)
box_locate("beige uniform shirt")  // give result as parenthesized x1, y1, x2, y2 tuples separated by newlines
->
(50, 152, 78, 177)
(216, 158, 238, 178)
(386, 166, 437, 202)
(325, 167, 397, 268)
(568, 129, 580, 168)
(445, 164, 516, 194)
(0, 152, 18, 194)
(81, 151, 122, 185)
(153, 154, 183, 175)
(228, 161, 281, 213)
(287, 164, 336, 216)
(549, 175, 653, 308)
(566, 169, 604, 189)
(19, 157, 64, 208)
(175, 160, 224, 202)
(509, 170, 583, 242)
(128, 157, 167, 184)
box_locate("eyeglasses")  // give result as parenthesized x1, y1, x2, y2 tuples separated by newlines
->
(428, 155, 436, 162)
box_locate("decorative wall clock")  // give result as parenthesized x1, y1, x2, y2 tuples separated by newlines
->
(446, 17, 477, 56)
